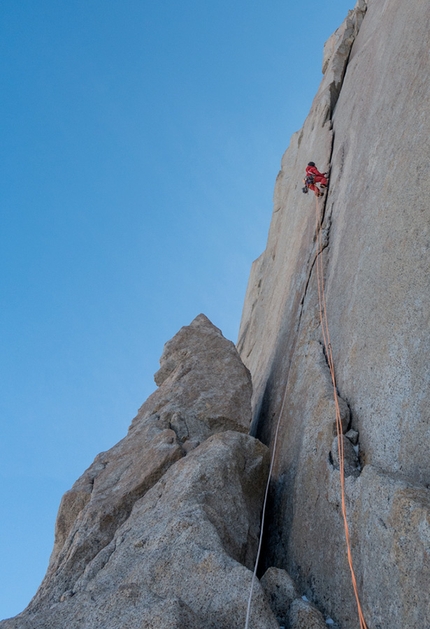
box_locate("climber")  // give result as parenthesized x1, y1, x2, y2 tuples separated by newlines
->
(302, 162, 329, 197)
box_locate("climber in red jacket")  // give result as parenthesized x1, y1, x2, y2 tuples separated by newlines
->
(303, 162, 329, 197)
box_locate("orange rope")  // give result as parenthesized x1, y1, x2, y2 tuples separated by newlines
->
(244, 189, 369, 629)
(314, 193, 368, 629)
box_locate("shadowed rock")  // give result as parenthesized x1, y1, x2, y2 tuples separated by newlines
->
(260, 567, 298, 625)
(330, 435, 361, 478)
(288, 599, 327, 629)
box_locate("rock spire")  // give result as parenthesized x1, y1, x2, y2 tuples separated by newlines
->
(0, 315, 276, 629)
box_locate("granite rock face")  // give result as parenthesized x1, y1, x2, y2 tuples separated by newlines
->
(288, 599, 327, 629)
(148, 312, 253, 443)
(239, 0, 430, 627)
(260, 567, 298, 625)
(2, 432, 277, 629)
(260, 567, 332, 629)
(1, 315, 279, 629)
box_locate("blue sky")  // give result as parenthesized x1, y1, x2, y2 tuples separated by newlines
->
(0, 0, 354, 619)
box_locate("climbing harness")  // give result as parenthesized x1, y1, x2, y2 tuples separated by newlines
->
(244, 188, 369, 629)
(302, 174, 315, 194)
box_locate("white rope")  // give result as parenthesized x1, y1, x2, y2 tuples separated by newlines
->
(244, 380, 290, 629)
(244, 193, 324, 628)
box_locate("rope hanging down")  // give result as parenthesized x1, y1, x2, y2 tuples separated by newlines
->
(314, 194, 368, 629)
(244, 193, 369, 629)
(244, 367, 289, 629)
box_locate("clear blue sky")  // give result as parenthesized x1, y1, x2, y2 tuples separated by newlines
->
(0, 0, 354, 619)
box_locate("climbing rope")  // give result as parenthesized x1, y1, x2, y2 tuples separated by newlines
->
(244, 364, 290, 629)
(244, 188, 369, 629)
(314, 193, 368, 629)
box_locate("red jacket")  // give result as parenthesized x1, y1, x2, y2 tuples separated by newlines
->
(306, 165, 325, 178)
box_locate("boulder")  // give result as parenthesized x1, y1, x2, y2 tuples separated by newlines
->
(330, 435, 361, 478)
(260, 566, 298, 624)
(0, 315, 259, 628)
(1, 432, 277, 629)
(288, 599, 327, 629)
(345, 429, 358, 445)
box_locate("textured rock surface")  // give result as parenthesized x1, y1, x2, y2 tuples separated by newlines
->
(288, 599, 327, 629)
(237, 2, 367, 430)
(260, 567, 298, 625)
(148, 312, 253, 442)
(239, 0, 430, 627)
(43, 314, 251, 606)
(331, 435, 360, 478)
(0, 432, 278, 629)
(1, 315, 272, 628)
(1, 432, 277, 629)
(355, 465, 430, 627)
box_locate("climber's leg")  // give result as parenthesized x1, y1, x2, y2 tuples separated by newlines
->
(315, 175, 328, 188)
(308, 183, 323, 197)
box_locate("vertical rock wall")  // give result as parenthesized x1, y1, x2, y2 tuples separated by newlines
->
(238, 1, 430, 627)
